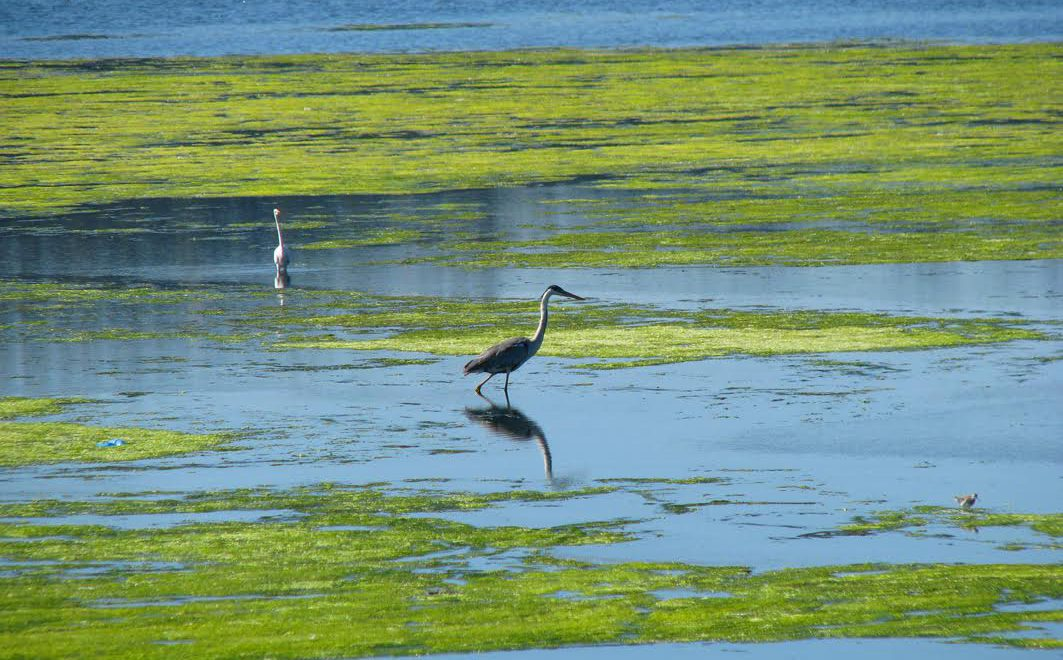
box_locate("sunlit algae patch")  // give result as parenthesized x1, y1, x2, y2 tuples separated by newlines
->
(1, 44, 1060, 266)
(0, 397, 231, 467)
(2, 282, 1043, 364)
(264, 293, 1044, 368)
(0, 485, 1059, 657)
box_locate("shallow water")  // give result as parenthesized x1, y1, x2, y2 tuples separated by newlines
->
(3, 188, 1061, 319)
(2, 0, 1061, 59)
(0, 186, 1060, 654)
(430, 637, 1058, 660)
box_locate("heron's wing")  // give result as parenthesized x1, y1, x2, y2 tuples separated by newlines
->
(464, 337, 531, 374)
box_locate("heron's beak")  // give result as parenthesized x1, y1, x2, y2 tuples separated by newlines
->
(558, 288, 585, 301)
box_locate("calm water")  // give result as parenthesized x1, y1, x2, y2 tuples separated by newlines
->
(1, 4, 1061, 652)
(1, 0, 1061, 60)
(1, 189, 1060, 578)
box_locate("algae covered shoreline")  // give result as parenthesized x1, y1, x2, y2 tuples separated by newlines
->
(1, 481, 1060, 657)
(1, 40, 1061, 658)
(2, 42, 1060, 268)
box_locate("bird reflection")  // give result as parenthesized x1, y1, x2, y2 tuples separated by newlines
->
(464, 395, 553, 481)
(274, 270, 291, 290)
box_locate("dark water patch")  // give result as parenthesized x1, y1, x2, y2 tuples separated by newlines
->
(324, 22, 493, 32)
(4, 1, 1062, 60)
(19, 33, 114, 42)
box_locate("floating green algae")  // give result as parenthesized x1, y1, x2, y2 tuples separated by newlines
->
(0, 485, 1059, 657)
(0, 396, 86, 420)
(432, 224, 1062, 268)
(1, 280, 1046, 361)
(837, 506, 1063, 540)
(0, 281, 222, 306)
(0, 280, 262, 345)
(266, 293, 1043, 367)
(2, 44, 1060, 266)
(0, 396, 231, 467)
(301, 229, 423, 250)
(0, 422, 231, 467)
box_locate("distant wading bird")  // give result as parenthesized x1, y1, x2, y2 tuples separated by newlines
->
(273, 208, 291, 273)
(955, 493, 978, 510)
(464, 285, 585, 395)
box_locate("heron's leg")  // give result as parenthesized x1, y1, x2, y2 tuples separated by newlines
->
(503, 371, 511, 394)
(474, 373, 495, 395)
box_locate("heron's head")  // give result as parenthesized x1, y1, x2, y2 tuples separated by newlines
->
(544, 284, 585, 301)
(274, 208, 281, 219)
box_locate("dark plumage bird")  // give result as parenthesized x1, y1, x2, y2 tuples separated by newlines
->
(955, 493, 978, 510)
(463, 285, 584, 395)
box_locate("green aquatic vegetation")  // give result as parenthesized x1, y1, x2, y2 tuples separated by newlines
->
(53, 328, 208, 342)
(229, 220, 330, 231)
(836, 506, 1063, 542)
(3, 280, 1042, 365)
(570, 182, 1061, 230)
(0, 281, 222, 306)
(301, 229, 423, 249)
(0, 486, 1059, 656)
(2, 44, 1060, 268)
(435, 223, 1063, 268)
(0, 484, 620, 519)
(0, 421, 231, 467)
(0, 396, 87, 420)
(271, 294, 1043, 366)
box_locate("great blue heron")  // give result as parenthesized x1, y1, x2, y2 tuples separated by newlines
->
(955, 493, 977, 510)
(273, 208, 291, 273)
(463, 285, 585, 395)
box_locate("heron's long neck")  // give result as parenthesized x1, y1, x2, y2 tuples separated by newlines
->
(528, 293, 551, 355)
(275, 216, 285, 248)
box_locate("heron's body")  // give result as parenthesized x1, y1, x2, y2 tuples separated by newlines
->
(463, 285, 584, 394)
(273, 208, 291, 272)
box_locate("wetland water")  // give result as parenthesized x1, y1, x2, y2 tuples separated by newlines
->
(1, 9, 1061, 657)
(2, 189, 1061, 581)
(2, 178, 1063, 657)
(2, 0, 1061, 59)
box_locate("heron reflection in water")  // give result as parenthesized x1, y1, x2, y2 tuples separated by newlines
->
(464, 395, 553, 481)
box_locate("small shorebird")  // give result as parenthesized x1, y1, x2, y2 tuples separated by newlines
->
(954, 493, 978, 510)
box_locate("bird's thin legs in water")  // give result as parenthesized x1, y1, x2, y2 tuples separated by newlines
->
(474, 374, 493, 393)
(503, 371, 511, 394)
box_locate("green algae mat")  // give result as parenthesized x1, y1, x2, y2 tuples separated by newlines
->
(1, 280, 1048, 368)
(0, 397, 230, 467)
(2, 44, 1061, 267)
(1, 485, 1060, 657)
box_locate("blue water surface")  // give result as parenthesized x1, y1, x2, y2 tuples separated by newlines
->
(1, 0, 1060, 60)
